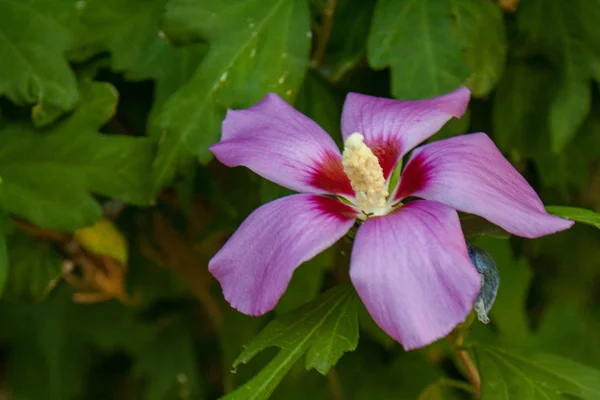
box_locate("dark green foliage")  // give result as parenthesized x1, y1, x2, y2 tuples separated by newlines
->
(0, 0, 599, 399)
(225, 285, 359, 400)
(475, 344, 600, 399)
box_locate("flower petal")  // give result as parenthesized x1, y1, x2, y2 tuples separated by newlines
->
(340, 87, 470, 179)
(211, 93, 353, 196)
(209, 194, 358, 316)
(396, 133, 574, 238)
(350, 200, 480, 350)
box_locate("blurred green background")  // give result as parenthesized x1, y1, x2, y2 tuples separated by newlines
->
(0, 0, 599, 399)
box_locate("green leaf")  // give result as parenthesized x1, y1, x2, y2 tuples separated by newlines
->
(463, 0, 507, 97)
(149, 44, 207, 114)
(71, 0, 209, 119)
(516, 0, 600, 152)
(475, 344, 600, 399)
(3, 232, 62, 302)
(226, 284, 359, 400)
(149, 0, 311, 193)
(368, 0, 505, 99)
(0, 0, 78, 125)
(493, 62, 600, 198)
(368, 0, 469, 99)
(546, 206, 600, 229)
(492, 62, 553, 158)
(21, 0, 83, 33)
(0, 82, 157, 230)
(538, 93, 600, 199)
(73, 0, 182, 81)
(367, 0, 505, 99)
(549, 71, 591, 153)
(324, 0, 376, 82)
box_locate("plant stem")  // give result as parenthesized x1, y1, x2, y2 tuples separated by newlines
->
(447, 324, 481, 399)
(310, 0, 337, 68)
(326, 367, 344, 400)
(455, 348, 481, 398)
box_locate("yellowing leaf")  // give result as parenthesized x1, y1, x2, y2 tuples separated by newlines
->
(75, 219, 128, 264)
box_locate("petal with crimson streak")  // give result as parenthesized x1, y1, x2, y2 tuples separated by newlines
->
(211, 93, 353, 196)
(350, 200, 480, 350)
(209, 194, 358, 316)
(395, 133, 574, 238)
(340, 87, 470, 179)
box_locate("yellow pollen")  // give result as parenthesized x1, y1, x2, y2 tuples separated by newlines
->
(342, 133, 388, 215)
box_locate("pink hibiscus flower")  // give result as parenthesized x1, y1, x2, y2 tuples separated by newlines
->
(208, 87, 573, 350)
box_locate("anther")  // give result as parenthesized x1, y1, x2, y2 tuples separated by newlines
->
(342, 133, 389, 216)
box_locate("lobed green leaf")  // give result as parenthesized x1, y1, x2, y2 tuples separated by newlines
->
(476, 344, 600, 399)
(225, 284, 359, 400)
(0, 82, 156, 230)
(515, 0, 600, 152)
(0, 0, 78, 125)
(367, 0, 506, 99)
(149, 0, 311, 194)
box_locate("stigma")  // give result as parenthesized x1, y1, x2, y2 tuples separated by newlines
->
(342, 133, 389, 216)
